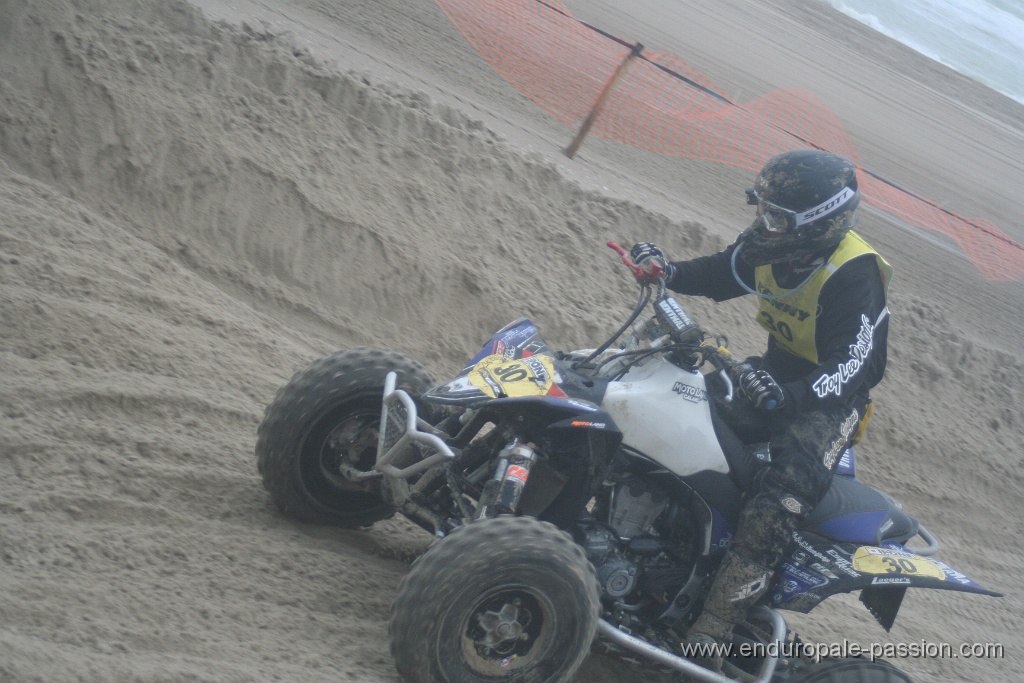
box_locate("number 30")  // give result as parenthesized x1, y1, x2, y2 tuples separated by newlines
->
(760, 312, 794, 342)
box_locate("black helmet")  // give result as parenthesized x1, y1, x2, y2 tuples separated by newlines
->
(738, 150, 861, 267)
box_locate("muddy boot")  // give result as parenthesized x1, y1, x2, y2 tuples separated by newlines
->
(683, 551, 774, 671)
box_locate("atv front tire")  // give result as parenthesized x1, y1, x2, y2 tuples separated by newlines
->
(256, 348, 435, 527)
(389, 516, 601, 683)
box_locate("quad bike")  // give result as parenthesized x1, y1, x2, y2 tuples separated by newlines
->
(256, 242, 999, 682)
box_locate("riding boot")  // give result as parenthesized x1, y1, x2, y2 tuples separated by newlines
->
(683, 550, 774, 671)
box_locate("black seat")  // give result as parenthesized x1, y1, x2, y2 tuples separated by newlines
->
(802, 474, 918, 545)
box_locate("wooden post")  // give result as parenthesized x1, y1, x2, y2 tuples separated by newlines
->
(565, 42, 644, 159)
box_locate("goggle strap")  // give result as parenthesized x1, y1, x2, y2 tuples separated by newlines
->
(793, 187, 857, 227)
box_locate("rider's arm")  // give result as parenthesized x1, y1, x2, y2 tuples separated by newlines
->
(666, 240, 751, 301)
(778, 255, 889, 415)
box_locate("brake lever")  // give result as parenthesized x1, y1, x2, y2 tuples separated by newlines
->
(607, 241, 665, 285)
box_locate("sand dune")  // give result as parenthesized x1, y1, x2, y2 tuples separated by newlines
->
(1, 0, 1021, 681)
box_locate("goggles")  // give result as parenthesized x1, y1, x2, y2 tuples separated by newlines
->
(745, 186, 858, 235)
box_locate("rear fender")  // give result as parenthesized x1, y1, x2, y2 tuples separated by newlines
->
(771, 531, 1001, 629)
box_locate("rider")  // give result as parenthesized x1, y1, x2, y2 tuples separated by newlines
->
(630, 149, 892, 668)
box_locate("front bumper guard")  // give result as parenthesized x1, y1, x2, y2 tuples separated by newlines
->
(373, 371, 455, 479)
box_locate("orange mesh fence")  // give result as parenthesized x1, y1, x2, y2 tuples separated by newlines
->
(434, 0, 1023, 281)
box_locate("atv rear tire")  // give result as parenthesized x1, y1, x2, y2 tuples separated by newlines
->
(784, 656, 914, 682)
(389, 516, 601, 683)
(256, 347, 435, 527)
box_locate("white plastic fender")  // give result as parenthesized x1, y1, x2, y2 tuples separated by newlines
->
(601, 356, 729, 476)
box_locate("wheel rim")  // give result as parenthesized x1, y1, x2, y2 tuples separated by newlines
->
(321, 412, 380, 491)
(298, 395, 389, 516)
(456, 583, 557, 677)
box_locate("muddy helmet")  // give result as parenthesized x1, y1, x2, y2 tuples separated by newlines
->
(738, 150, 861, 267)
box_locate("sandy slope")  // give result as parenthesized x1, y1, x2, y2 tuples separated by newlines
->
(0, 0, 1021, 681)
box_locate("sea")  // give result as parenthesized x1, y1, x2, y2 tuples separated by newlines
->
(819, 0, 1024, 106)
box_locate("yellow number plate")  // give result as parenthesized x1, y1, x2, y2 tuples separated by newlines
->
(468, 354, 556, 398)
(851, 547, 945, 579)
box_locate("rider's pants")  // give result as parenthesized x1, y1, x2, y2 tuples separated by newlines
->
(688, 403, 863, 642)
(736, 404, 862, 566)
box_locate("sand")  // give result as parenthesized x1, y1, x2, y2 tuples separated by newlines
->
(0, 0, 1021, 681)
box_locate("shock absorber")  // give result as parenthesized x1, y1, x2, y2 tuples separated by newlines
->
(475, 440, 538, 519)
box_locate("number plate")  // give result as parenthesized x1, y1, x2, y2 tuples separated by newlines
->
(851, 547, 945, 579)
(467, 354, 556, 398)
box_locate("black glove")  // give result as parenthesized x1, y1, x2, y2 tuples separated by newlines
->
(629, 242, 670, 281)
(736, 365, 786, 411)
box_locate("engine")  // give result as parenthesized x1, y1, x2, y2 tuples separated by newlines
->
(576, 476, 695, 608)
(609, 476, 671, 539)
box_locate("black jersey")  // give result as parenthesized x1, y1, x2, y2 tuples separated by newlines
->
(666, 239, 889, 415)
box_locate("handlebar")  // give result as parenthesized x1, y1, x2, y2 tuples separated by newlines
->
(604, 241, 776, 408)
(592, 244, 755, 407)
